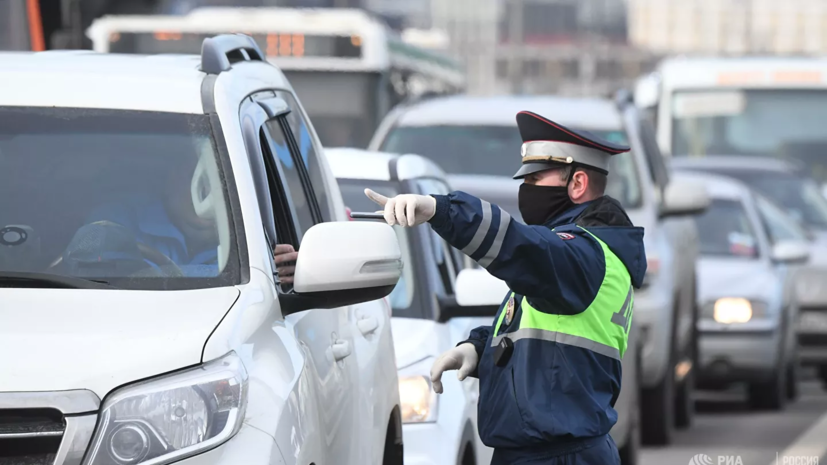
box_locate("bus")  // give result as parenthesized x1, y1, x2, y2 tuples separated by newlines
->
(635, 57, 827, 182)
(1, 0, 45, 51)
(87, 7, 466, 147)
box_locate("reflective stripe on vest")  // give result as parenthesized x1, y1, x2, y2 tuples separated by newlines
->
(491, 226, 633, 360)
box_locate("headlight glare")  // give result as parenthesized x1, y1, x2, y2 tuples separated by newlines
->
(713, 298, 753, 324)
(84, 352, 248, 465)
(399, 375, 438, 424)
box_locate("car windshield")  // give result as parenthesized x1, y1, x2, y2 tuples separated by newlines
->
(671, 89, 827, 182)
(693, 198, 759, 258)
(338, 180, 419, 318)
(715, 170, 827, 229)
(0, 107, 239, 290)
(382, 125, 642, 208)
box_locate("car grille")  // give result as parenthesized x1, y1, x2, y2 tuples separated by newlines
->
(0, 409, 65, 465)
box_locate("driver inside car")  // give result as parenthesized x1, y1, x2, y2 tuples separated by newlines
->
(76, 164, 220, 277)
(75, 160, 299, 281)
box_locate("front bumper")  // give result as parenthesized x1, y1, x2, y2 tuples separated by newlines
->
(633, 284, 672, 388)
(169, 426, 284, 465)
(697, 329, 780, 385)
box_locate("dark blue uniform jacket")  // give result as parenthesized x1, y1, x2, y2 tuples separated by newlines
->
(429, 192, 647, 452)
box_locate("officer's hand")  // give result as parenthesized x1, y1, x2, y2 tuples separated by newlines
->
(365, 189, 437, 227)
(430, 344, 479, 394)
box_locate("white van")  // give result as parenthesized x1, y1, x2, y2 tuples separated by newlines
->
(327, 148, 500, 465)
(0, 36, 403, 465)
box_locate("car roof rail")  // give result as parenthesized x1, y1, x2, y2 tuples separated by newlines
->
(201, 34, 266, 75)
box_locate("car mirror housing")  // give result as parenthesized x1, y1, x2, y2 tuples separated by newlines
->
(659, 178, 710, 218)
(439, 268, 509, 321)
(771, 240, 810, 264)
(281, 222, 402, 315)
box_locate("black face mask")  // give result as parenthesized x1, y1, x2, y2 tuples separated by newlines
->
(518, 183, 576, 226)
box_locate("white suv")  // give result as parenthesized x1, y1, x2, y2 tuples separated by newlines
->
(0, 35, 403, 465)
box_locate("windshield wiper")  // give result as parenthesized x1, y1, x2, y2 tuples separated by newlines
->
(0, 272, 115, 289)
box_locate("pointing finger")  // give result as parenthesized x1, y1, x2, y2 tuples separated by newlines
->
(365, 188, 389, 207)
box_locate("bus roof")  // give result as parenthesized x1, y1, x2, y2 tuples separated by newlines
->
(87, 7, 464, 86)
(656, 56, 827, 89)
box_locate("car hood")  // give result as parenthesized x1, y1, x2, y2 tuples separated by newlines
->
(391, 318, 442, 369)
(391, 316, 491, 370)
(697, 257, 777, 303)
(0, 287, 240, 398)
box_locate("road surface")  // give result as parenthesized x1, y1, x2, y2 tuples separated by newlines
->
(641, 377, 827, 465)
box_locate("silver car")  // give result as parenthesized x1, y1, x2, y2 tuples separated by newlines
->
(368, 95, 710, 453)
(671, 156, 827, 388)
(675, 171, 809, 410)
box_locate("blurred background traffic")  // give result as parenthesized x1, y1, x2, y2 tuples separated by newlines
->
(6, 0, 827, 464)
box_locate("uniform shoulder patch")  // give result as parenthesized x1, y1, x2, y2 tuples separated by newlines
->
(556, 232, 576, 240)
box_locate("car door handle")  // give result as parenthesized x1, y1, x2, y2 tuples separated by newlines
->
(357, 316, 379, 336)
(328, 340, 351, 362)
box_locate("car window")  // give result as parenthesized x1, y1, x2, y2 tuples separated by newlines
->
(0, 106, 240, 289)
(722, 170, 827, 229)
(277, 91, 332, 222)
(754, 195, 809, 244)
(693, 199, 759, 258)
(417, 178, 460, 294)
(338, 180, 419, 317)
(262, 119, 317, 242)
(383, 125, 642, 209)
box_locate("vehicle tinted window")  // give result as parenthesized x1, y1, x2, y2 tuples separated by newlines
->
(383, 125, 642, 208)
(263, 120, 315, 241)
(339, 180, 417, 315)
(693, 199, 758, 258)
(671, 89, 827, 183)
(0, 107, 239, 289)
(277, 91, 332, 222)
(754, 195, 809, 244)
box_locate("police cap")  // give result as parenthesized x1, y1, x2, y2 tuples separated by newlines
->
(513, 111, 631, 180)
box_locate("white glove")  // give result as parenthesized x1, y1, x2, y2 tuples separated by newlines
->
(430, 343, 479, 394)
(365, 189, 437, 227)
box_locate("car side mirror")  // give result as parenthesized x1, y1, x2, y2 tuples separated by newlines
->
(659, 179, 710, 219)
(280, 222, 402, 315)
(771, 240, 810, 264)
(438, 268, 509, 322)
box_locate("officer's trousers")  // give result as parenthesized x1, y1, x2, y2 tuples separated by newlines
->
(489, 434, 620, 465)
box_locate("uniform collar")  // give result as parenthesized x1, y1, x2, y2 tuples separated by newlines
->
(543, 199, 595, 229)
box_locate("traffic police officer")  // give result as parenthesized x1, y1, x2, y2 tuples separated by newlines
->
(365, 111, 646, 464)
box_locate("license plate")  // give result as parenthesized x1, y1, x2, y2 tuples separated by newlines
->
(799, 312, 827, 331)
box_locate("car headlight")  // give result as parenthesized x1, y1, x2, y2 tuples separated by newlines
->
(83, 352, 248, 465)
(399, 375, 438, 423)
(704, 298, 766, 324)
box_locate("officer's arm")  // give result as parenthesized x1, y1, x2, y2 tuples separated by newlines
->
(429, 191, 603, 310)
